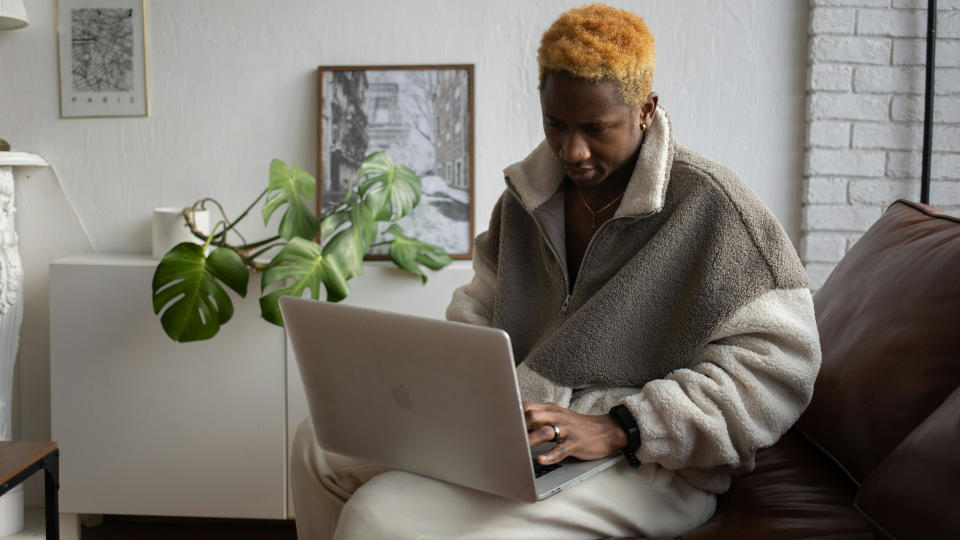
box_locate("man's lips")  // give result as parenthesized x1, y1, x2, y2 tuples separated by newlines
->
(566, 167, 597, 181)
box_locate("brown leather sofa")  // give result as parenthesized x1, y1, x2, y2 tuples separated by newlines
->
(676, 200, 960, 539)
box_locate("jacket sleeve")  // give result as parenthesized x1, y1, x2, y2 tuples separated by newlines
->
(445, 194, 504, 326)
(629, 287, 820, 471)
(572, 287, 821, 474)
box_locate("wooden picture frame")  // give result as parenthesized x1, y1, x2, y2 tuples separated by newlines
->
(318, 65, 475, 259)
(56, 0, 149, 118)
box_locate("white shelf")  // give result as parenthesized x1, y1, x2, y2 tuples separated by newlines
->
(49, 255, 475, 520)
(50, 261, 288, 519)
(0, 153, 48, 168)
(53, 253, 156, 267)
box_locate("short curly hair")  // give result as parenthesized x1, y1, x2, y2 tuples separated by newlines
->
(537, 3, 656, 108)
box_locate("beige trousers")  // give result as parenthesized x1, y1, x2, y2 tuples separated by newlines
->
(290, 418, 716, 540)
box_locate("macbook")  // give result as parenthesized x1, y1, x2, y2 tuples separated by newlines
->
(279, 296, 622, 502)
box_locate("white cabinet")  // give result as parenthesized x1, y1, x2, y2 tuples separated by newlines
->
(49, 254, 473, 519)
(50, 255, 287, 518)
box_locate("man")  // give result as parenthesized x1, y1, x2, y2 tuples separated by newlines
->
(291, 4, 820, 538)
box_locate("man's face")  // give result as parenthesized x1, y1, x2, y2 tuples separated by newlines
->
(540, 72, 644, 189)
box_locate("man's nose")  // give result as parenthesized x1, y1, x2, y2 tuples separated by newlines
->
(560, 132, 590, 164)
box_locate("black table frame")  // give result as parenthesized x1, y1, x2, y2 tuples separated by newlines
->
(0, 447, 60, 540)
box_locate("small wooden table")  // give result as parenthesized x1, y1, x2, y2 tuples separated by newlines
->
(0, 441, 60, 540)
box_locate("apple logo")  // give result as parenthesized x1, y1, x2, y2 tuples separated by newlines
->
(392, 384, 414, 410)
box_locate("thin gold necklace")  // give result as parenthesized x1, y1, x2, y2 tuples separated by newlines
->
(576, 188, 623, 229)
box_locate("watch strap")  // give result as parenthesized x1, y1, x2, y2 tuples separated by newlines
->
(609, 404, 642, 468)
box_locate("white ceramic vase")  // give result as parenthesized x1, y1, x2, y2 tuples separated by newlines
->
(152, 207, 211, 259)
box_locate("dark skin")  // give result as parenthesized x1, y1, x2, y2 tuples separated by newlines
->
(524, 71, 659, 466)
(541, 71, 659, 284)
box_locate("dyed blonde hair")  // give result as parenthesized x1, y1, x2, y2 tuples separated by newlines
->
(537, 3, 656, 108)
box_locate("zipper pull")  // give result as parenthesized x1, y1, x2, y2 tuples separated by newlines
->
(559, 295, 571, 316)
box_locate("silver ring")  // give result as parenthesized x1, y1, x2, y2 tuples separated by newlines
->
(549, 424, 560, 443)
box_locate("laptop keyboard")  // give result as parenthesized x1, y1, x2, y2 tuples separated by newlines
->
(533, 459, 562, 478)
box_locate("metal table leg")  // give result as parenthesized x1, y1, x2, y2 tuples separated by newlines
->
(43, 450, 60, 540)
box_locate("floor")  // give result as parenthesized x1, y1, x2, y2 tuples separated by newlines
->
(5, 509, 298, 540)
(81, 516, 298, 540)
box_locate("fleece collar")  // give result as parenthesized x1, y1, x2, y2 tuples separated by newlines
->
(503, 106, 674, 217)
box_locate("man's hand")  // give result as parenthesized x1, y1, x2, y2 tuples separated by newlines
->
(523, 401, 628, 465)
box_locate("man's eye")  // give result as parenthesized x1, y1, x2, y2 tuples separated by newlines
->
(545, 120, 564, 129)
(587, 126, 606, 134)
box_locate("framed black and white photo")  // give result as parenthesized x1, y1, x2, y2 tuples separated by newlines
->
(318, 65, 474, 259)
(57, 0, 148, 118)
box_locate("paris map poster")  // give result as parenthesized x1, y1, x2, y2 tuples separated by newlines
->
(57, 0, 148, 118)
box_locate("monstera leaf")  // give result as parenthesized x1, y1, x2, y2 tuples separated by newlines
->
(357, 152, 421, 221)
(320, 203, 377, 280)
(262, 159, 320, 240)
(151, 153, 454, 343)
(386, 224, 453, 283)
(151, 243, 249, 342)
(259, 237, 349, 326)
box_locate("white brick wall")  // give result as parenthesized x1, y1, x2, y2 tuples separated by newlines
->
(803, 0, 960, 289)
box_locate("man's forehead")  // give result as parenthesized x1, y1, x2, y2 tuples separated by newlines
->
(540, 74, 633, 115)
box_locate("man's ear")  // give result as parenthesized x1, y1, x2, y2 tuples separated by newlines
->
(642, 93, 659, 126)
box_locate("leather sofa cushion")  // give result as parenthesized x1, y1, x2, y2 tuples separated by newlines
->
(799, 200, 960, 483)
(855, 385, 960, 540)
(682, 430, 875, 540)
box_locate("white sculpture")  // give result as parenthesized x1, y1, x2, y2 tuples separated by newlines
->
(0, 156, 32, 536)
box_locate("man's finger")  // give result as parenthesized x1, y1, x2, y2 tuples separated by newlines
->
(523, 409, 559, 430)
(522, 401, 552, 413)
(528, 424, 559, 447)
(539, 442, 573, 465)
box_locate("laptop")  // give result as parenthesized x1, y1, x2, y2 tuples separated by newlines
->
(279, 296, 622, 502)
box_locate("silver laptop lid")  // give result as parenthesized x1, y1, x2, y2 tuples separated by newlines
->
(280, 296, 539, 502)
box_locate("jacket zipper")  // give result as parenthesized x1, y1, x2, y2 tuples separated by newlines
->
(571, 208, 657, 303)
(564, 217, 628, 314)
(507, 186, 654, 316)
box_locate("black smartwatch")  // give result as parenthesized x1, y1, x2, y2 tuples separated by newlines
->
(609, 404, 642, 468)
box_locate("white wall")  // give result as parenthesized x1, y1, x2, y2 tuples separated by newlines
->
(0, 0, 807, 506)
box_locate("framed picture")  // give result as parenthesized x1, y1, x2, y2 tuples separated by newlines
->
(56, 0, 148, 118)
(318, 65, 474, 259)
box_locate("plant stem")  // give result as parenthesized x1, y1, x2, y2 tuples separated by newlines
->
(243, 244, 286, 266)
(235, 235, 283, 253)
(224, 187, 269, 237)
(204, 221, 228, 251)
(184, 188, 277, 253)
(184, 204, 212, 244)
(198, 198, 248, 245)
(247, 260, 271, 272)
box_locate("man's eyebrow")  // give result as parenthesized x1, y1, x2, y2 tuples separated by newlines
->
(586, 118, 620, 127)
(541, 114, 619, 126)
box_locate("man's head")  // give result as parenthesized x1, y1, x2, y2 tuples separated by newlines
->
(538, 4, 658, 189)
(537, 3, 656, 109)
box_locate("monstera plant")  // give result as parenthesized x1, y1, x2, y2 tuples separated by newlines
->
(151, 152, 452, 342)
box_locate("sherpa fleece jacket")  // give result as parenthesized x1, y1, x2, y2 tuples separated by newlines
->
(445, 106, 822, 494)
